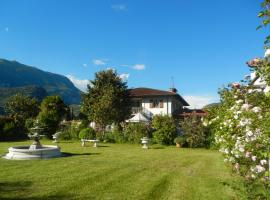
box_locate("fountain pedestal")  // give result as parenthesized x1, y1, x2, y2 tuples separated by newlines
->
(3, 122, 62, 160)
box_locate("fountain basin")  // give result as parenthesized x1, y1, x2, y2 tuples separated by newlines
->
(4, 145, 61, 160)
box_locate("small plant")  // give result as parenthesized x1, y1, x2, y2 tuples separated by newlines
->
(79, 127, 96, 140)
(174, 136, 185, 147)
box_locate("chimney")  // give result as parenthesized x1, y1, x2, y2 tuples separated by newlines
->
(169, 88, 178, 93)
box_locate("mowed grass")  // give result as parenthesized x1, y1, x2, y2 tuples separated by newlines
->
(0, 140, 247, 200)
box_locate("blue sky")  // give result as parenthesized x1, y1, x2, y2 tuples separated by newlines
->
(0, 0, 268, 107)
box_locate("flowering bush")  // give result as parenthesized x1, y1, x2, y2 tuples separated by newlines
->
(203, 58, 270, 197)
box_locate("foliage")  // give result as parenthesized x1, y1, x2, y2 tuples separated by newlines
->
(82, 69, 131, 132)
(37, 96, 68, 138)
(174, 136, 186, 146)
(0, 117, 24, 141)
(180, 114, 208, 148)
(79, 127, 96, 140)
(123, 123, 150, 144)
(152, 115, 177, 145)
(4, 94, 39, 134)
(203, 71, 270, 198)
(257, 0, 270, 45)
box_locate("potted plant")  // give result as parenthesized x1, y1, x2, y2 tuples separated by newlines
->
(174, 136, 185, 148)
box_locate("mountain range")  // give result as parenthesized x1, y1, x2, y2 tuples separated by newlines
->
(0, 59, 82, 114)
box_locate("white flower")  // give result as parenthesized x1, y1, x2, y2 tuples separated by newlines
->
(260, 160, 267, 165)
(239, 118, 251, 127)
(224, 148, 229, 154)
(234, 115, 239, 119)
(245, 152, 251, 158)
(251, 107, 261, 113)
(241, 104, 250, 111)
(234, 163, 240, 170)
(254, 165, 265, 173)
(264, 49, 270, 57)
(239, 146, 245, 152)
(246, 131, 253, 137)
(252, 156, 257, 161)
(236, 99, 244, 104)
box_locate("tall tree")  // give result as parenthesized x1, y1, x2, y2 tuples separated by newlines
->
(82, 69, 131, 132)
(37, 96, 68, 138)
(5, 94, 39, 127)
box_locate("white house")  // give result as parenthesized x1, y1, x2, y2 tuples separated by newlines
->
(129, 87, 189, 118)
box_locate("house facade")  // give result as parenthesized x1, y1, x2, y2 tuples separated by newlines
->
(129, 87, 189, 118)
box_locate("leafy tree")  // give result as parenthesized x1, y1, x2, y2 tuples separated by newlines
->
(82, 69, 131, 133)
(4, 94, 39, 128)
(37, 96, 68, 138)
(152, 115, 177, 145)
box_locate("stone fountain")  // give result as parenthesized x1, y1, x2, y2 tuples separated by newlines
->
(4, 122, 61, 160)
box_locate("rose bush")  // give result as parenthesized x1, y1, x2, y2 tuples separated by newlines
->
(203, 57, 270, 198)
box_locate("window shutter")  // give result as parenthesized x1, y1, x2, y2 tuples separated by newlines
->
(160, 100, 164, 108)
(150, 100, 153, 108)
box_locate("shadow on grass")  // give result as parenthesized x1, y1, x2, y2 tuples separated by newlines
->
(61, 152, 101, 157)
(150, 145, 165, 149)
(0, 181, 74, 200)
(97, 145, 109, 147)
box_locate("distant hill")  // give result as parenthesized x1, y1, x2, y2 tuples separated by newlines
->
(0, 59, 82, 106)
(0, 86, 48, 115)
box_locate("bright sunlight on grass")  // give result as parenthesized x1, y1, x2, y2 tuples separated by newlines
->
(0, 140, 247, 200)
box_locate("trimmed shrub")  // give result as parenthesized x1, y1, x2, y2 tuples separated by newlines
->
(123, 123, 149, 144)
(180, 114, 207, 148)
(152, 115, 177, 145)
(174, 136, 186, 146)
(79, 128, 96, 140)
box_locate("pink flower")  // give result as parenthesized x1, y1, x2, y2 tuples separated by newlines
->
(232, 82, 240, 88)
(245, 152, 251, 158)
(246, 58, 262, 68)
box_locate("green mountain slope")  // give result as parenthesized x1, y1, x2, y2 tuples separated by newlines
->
(0, 86, 48, 114)
(0, 59, 82, 105)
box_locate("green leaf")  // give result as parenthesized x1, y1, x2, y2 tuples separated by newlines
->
(263, 19, 270, 26)
(258, 11, 265, 17)
(256, 25, 263, 30)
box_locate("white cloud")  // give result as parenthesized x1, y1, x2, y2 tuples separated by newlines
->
(111, 4, 127, 11)
(133, 64, 145, 70)
(183, 95, 219, 109)
(93, 59, 106, 66)
(66, 75, 89, 92)
(5, 27, 8, 32)
(83, 63, 88, 67)
(119, 73, 130, 81)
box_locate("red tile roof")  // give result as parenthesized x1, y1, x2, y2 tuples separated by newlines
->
(180, 108, 208, 117)
(129, 87, 189, 106)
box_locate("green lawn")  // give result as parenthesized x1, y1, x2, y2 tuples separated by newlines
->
(0, 140, 247, 200)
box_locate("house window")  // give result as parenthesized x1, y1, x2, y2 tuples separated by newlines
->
(132, 100, 141, 107)
(150, 99, 164, 108)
